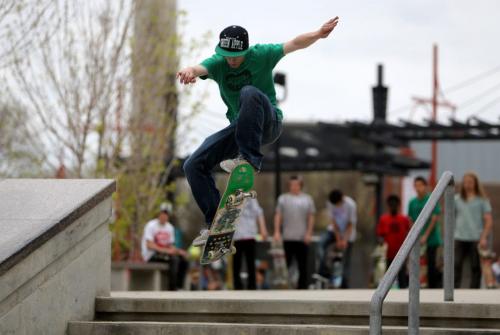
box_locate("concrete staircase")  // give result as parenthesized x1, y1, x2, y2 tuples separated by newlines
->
(67, 290, 500, 335)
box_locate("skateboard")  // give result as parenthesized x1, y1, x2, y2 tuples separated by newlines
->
(200, 162, 256, 265)
(478, 246, 497, 288)
(312, 273, 329, 289)
(269, 239, 289, 289)
(330, 247, 344, 288)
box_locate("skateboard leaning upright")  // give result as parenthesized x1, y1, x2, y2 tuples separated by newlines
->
(478, 246, 497, 289)
(372, 242, 387, 287)
(200, 161, 256, 265)
(269, 239, 289, 289)
(330, 246, 344, 288)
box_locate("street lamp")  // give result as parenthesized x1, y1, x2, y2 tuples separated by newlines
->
(273, 72, 287, 201)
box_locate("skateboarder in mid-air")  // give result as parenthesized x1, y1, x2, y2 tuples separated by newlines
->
(177, 17, 340, 247)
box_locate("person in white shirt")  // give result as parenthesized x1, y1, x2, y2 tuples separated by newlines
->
(318, 189, 357, 288)
(233, 198, 268, 290)
(141, 203, 187, 290)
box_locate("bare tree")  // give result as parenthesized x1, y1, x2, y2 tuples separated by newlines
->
(0, 0, 58, 175)
(6, 0, 134, 177)
(0, 0, 57, 67)
(0, 99, 47, 176)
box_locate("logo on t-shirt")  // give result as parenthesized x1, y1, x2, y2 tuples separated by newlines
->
(225, 69, 252, 91)
(154, 231, 171, 247)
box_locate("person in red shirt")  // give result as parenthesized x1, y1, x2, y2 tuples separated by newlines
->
(376, 194, 410, 288)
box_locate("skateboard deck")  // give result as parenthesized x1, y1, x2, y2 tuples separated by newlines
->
(200, 162, 255, 265)
(269, 240, 289, 289)
(478, 247, 497, 288)
(372, 242, 387, 287)
(331, 248, 344, 288)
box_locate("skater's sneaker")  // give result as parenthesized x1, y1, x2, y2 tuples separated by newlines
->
(220, 157, 248, 173)
(191, 229, 209, 247)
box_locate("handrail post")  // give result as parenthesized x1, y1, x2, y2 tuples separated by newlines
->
(369, 171, 454, 335)
(369, 303, 382, 335)
(408, 242, 420, 335)
(444, 178, 455, 301)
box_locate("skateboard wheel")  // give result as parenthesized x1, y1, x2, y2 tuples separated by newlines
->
(227, 194, 236, 207)
(230, 246, 237, 254)
(249, 190, 257, 198)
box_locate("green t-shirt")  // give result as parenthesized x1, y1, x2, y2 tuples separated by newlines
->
(454, 194, 492, 241)
(408, 194, 442, 247)
(200, 43, 285, 122)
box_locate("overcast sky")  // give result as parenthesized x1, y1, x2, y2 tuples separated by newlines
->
(176, 0, 500, 155)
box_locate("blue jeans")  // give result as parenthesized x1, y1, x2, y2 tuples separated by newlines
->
(318, 230, 353, 288)
(183, 85, 282, 226)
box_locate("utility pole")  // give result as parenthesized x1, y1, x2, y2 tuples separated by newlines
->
(431, 45, 439, 186)
(273, 72, 287, 203)
(412, 44, 456, 186)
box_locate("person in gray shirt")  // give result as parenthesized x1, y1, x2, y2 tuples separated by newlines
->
(454, 172, 493, 288)
(273, 175, 315, 289)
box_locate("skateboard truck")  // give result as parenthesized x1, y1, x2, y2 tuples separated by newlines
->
(226, 190, 257, 208)
(206, 245, 237, 261)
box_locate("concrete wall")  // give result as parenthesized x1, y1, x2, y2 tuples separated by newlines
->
(0, 179, 115, 335)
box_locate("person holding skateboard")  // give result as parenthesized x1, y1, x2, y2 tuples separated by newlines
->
(319, 189, 357, 288)
(177, 17, 340, 247)
(232, 198, 268, 290)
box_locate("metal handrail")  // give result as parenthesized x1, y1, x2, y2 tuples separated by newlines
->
(369, 171, 455, 335)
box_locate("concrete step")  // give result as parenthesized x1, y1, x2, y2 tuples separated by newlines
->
(67, 321, 500, 335)
(94, 290, 500, 329)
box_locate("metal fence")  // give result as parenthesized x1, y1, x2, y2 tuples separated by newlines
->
(369, 171, 455, 335)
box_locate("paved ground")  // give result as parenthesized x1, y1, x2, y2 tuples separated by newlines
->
(109, 289, 500, 304)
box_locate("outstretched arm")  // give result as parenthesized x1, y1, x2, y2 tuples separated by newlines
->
(283, 16, 339, 55)
(176, 65, 208, 85)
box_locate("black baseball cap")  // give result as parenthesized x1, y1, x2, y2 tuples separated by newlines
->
(215, 25, 249, 57)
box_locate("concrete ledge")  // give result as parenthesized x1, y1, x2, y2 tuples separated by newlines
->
(67, 321, 500, 335)
(0, 198, 113, 302)
(0, 179, 115, 275)
(0, 179, 115, 335)
(95, 290, 500, 329)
